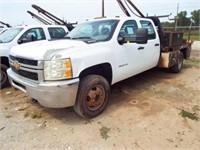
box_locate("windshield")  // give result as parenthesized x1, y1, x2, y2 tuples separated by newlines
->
(66, 19, 119, 43)
(0, 27, 23, 43)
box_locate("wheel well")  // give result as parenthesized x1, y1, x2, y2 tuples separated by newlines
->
(0, 57, 9, 67)
(79, 63, 112, 85)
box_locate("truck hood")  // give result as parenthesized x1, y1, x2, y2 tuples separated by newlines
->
(0, 42, 12, 50)
(0, 43, 13, 57)
(9, 39, 87, 60)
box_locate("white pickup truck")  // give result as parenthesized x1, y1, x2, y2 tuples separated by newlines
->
(0, 25, 68, 88)
(7, 17, 191, 118)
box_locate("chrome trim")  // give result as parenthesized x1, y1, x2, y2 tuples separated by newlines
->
(9, 55, 44, 83)
(7, 69, 79, 108)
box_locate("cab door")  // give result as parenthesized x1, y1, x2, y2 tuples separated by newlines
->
(139, 20, 160, 69)
(113, 20, 147, 83)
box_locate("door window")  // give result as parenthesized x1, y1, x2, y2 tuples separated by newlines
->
(140, 21, 156, 40)
(19, 28, 46, 43)
(48, 27, 66, 39)
(119, 20, 138, 37)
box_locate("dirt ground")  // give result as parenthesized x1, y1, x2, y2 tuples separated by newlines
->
(0, 50, 200, 150)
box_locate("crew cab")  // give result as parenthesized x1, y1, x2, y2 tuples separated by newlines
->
(0, 25, 68, 88)
(7, 17, 191, 118)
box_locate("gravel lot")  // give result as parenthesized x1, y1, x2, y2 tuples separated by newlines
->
(0, 50, 200, 150)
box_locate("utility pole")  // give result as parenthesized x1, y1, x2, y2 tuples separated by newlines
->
(102, 0, 105, 17)
(174, 3, 179, 31)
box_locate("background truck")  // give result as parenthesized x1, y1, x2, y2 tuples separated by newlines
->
(0, 25, 68, 88)
(7, 14, 191, 118)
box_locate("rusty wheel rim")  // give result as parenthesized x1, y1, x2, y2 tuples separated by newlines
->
(86, 85, 105, 111)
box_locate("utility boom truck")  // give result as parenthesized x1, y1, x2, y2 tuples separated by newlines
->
(0, 25, 68, 88)
(7, 1, 191, 118)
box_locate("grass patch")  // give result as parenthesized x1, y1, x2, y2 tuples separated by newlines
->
(179, 110, 199, 121)
(5, 115, 12, 118)
(183, 36, 199, 41)
(31, 112, 42, 119)
(99, 126, 110, 140)
(183, 30, 199, 41)
(184, 58, 200, 68)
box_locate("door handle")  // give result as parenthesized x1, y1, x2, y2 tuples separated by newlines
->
(138, 46, 144, 50)
(155, 43, 160, 46)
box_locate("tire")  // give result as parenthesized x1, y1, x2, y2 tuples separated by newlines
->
(170, 52, 184, 73)
(0, 64, 10, 89)
(74, 75, 110, 118)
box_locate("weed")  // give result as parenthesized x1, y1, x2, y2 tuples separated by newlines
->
(31, 112, 42, 119)
(184, 58, 200, 68)
(84, 119, 93, 125)
(99, 126, 110, 140)
(5, 115, 12, 118)
(179, 110, 199, 121)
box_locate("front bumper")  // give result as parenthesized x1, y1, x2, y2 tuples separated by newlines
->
(7, 69, 79, 108)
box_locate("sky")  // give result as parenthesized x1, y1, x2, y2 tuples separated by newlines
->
(0, 0, 199, 26)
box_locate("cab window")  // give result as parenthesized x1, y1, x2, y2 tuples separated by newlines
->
(19, 28, 46, 43)
(140, 21, 156, 40)
(48, 27, 66, 39)
(119, 20, 138, 37)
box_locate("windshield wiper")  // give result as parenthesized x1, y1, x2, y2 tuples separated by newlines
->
(64, 36, 71, 39)
(72, 36, 92, 40)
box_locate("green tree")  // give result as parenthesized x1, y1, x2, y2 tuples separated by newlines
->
(191, 9, 200, 26)
(161, 21, 174, 28)
(177, 11, 191, 26)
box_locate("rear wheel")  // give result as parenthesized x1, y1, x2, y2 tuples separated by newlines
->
(74, 75, 110, 118)
(170, 52, 184, 73)
(0, 64, 9, 89)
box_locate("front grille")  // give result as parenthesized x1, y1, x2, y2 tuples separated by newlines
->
(11, 66, 38, 81)
(9, 55, 38, 66)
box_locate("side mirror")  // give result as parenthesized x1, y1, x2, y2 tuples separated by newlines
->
(18, 34, 35, 44)
(17, 39, 23, 44)
(135, 28, 148, 44)
(117, 28, 148, 45)
(117, 36, 124, 45)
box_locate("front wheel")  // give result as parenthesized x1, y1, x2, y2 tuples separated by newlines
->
(74, 75, 110, 118)
(0, 64, 10, 89)
(170, 52, 184, 73)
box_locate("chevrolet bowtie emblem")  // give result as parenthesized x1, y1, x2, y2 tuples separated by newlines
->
(13, 61, 21, 70)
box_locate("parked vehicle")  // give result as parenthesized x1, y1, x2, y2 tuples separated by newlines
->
(7, 15, 191, 118)
(0, 25, 68, 88)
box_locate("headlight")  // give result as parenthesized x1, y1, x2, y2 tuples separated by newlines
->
(44, 59, 72, 80)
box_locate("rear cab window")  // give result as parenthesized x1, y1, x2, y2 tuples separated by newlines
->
(119, 20, 138, 37)
(140, 21, 156, 40)
(48, 27, 66, 39)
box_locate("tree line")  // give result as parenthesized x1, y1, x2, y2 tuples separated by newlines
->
(162, 9, 199, 27)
